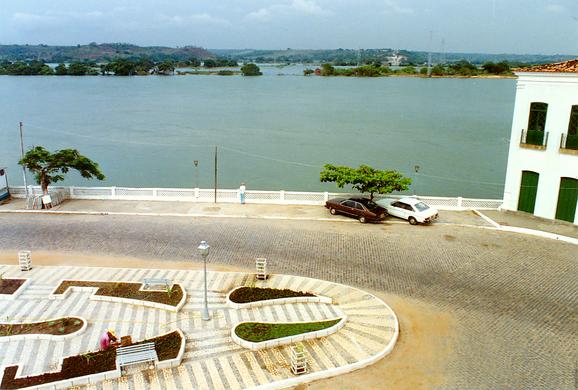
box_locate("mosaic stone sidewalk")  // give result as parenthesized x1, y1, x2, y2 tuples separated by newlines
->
(0, 265, 397, 389)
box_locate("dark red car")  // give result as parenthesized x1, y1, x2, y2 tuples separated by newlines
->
(325, 197, 388, 223)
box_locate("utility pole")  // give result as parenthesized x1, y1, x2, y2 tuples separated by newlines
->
(441, 38, 446, 65)
(19, 122, 29, 197)
(213, 146, 218, 204)
(427, 31, 433, 77)
(193, 160, 199, 189)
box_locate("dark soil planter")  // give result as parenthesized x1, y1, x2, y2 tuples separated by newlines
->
(0, 317, 84, 337)
(53, 281, 183, 307)
(0, 279, 26, 295)
(229, 287, 315, 304)
(0, 331, 183, 389)
(235, 319, 341, 343)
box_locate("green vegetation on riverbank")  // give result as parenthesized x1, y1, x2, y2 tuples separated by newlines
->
(0, 57, 238, 76)
(311, 60, 515, 78)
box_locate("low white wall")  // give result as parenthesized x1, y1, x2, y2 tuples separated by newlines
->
(8, 186, 504, 210)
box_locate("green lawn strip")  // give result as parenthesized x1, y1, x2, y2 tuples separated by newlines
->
(235, 319, 341, 343)
(53, 281, 183, 306)
(229, 287, 315, 304)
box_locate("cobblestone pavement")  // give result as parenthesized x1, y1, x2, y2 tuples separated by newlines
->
(0, 265, 395, 389)
(0, 214, 576, 389)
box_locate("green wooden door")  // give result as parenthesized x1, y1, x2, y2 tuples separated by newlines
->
(517, 171, 539, 213)
(555, 177, 578, 222)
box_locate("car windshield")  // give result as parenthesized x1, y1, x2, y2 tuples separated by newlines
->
(357, 199, 380, 210)
(414, 202, 430, 212)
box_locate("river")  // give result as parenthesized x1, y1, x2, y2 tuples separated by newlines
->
(0, 66, 515, 198)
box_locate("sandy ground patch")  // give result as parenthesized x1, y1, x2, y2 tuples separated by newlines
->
(0, 250, 249, 273)
(293, 293, 455, 390)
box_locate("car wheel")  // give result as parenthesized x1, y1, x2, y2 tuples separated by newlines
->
(408, 217, 418, 225)
(359, 216, 367, 223)
(330, 208, 337, 215)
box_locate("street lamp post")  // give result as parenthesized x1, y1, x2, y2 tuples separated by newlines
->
(193, 160, 199, 189)
(198, 241, 211, 321)
(413, 165, 420, 196)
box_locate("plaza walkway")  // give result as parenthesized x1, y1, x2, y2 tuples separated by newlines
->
(0, 265, 396, 389)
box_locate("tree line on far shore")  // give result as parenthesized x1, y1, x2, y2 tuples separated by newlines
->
(307, 60, 514, 77)
(0, 57, 240, 76)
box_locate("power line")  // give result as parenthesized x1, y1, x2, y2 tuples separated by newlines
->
(416, 172, 505, 187)
(220, 146, 320, 168)
(22, 122, 507, 187)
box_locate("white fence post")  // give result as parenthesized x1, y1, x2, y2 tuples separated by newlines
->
(69, 186, 75, 199)
(457, 196, 463, 209)
(195, 188, 199, 202)
(323, 192, 329, 202)
(111, 187, 116, 200)
(280, 190, 285, 204)
(152, 188, 158, 199)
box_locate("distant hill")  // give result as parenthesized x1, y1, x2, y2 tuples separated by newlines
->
(2, 44, 575, 66)
(211, 48, 577, 66)
(0, 43, 213, 62)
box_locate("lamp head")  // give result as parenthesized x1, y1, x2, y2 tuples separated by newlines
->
(198, 240, 210, 256)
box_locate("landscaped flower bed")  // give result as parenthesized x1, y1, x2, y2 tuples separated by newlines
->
(0, 279, 26, 295)
(0, 317, 84, 337)
(53, 280, 183, 306)
(229, 287, 315, 304)
(0, 330, 183, 389)
(235, 319, 341, 343)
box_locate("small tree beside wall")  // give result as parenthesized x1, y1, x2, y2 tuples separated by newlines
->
(320, 164, 411, 200)
(19, 146, 105, 195)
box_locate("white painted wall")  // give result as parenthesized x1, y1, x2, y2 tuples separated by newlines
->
(502, 72, 578, 224)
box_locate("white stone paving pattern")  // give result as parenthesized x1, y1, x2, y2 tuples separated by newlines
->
(0, 265, 398, 389)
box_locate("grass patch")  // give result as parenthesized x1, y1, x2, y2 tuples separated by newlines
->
(0, 317, 83, 337)
(0, 331, 182, 389)
(229, 287, 315, 304)
(235, 319, 341, 343)
(53, 281, 183, 307)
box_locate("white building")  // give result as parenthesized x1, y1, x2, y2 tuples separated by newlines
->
(502, 59, 578, 224)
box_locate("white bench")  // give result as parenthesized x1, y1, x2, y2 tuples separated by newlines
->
(116, 342, 158, 370)
(143, 278, 172, 290)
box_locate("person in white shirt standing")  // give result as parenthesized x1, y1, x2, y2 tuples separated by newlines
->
(239, 182, 246, 204)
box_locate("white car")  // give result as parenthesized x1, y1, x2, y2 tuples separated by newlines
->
(377, 197, 439, 225)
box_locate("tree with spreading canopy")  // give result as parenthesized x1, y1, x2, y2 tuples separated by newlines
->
(320, 164, 411, 200)
(240, 63, 262, 76)
(19, 146, 105, 195)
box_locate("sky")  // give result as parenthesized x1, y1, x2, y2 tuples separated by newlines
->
(1, 0, 577, 55)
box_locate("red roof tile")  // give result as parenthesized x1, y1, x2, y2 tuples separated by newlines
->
(516, 59, 578, 73)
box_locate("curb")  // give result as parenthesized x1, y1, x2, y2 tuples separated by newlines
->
(231, 317, 347, 351)
(0, 209, 356, 223)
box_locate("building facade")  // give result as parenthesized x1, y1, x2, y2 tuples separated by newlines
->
(502, 60, 578, 224)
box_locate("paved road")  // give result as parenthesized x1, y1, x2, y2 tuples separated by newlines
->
(0, 214, 576, 389)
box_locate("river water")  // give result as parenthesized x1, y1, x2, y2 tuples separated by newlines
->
(0, 67, 515, 198)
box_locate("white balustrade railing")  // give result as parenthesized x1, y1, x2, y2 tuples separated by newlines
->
(7, 186, 504, 210)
